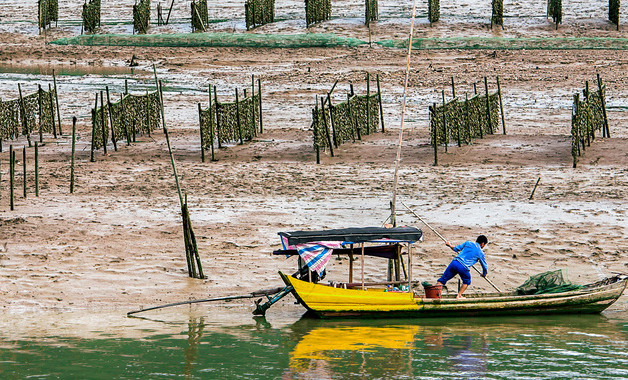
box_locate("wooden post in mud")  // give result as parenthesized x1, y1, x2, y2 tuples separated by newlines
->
(214, 86, 222, 149)
(441, 90, 447, 152)
(90, 110, 96, 162)
(106, 86, 117, 152)
(124, 79, 129, 95)
(53, 70, 62, 136)
(48, 84, 57, 138)
(326, 93, 338, 148)
(484, 77, 493, 135)
(100, 91, 107, 155)
(208, 85, 215, 161)
(70, 117, 76, 194)
(432, 103, 438, 166)
(120, 94, 130, 146)
(474, 82, 477, 95)
(350, 93, 361, 141)
(197, 103, 205, 163)
(529, 177, 541, 200)
(313, 108, 320, 164)
(145, 89, 151, 137)
(347, 93, 356, 142)
(38, 85, 44, 143)
(376, 74, 385, 133)
(22, 147, 27, 198)
(235, 89, 243, 144)
(451, 76, 456, 98)
(320, 97, 334, 157)
(258, 79, 263, 134)
(366, 72, 371, 135)
(496, 76, 506, 135)
(597, 74, 610, 139)
(34, 142, 39, 197)
(10, 146, 14, 211)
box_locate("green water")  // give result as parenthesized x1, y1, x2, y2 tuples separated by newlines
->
(0, 311, 627, 379)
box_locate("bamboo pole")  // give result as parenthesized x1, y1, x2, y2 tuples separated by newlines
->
(198, 103, 205, 162)
(597, 74, 610, 138)
(258, 79, 263, 134)
(390, 0, 419, 227)
(208, 84, 215, 161)
(442, 90, 447, 153)
(432, 103, 438, 166)
(106, 86, 117, 151)
(52, 69, 62, 134)
(451, 76, 456, 98)
(235, 89, 243, 144)
(408, 243, 413, 291)
(529, 177, 541, 200)
(376, 74, 385, 133)
(465, 93, 471, 143)
(145, 89, 151, 137)
(214, 86, 221, 149)
(90, 109, 96, 162)
(121, 94, 130, 146)
(100, 91, 107, 155)
(320, 97, 334, 157)
(496, 76, 506, 135)
(10, 146, 14, 211)
(484, 77, 493, 135)
(38, 85, 44, 143)
(366, 72, 371, 135)
(70, 117, 76, 193)
(22, 147, 27, 198)
(326, 93, 338, 147)
(48, 84, 57, 138)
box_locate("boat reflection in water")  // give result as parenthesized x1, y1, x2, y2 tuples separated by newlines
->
(284, 314, 627, 379)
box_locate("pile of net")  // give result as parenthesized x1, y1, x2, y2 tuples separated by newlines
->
(516, 269, 583, 295)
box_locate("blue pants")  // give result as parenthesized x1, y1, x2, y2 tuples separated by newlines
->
(438, 260, 472, 285)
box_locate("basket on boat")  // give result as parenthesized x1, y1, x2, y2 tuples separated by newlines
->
(423, 283, 442, 299)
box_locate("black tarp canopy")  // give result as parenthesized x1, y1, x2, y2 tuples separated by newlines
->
(278, 226, 423, 246)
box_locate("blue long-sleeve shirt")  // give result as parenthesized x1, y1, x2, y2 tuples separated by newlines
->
(453, 241, 488, 277)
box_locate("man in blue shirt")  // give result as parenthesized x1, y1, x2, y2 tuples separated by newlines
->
(436, 235, 488, 299)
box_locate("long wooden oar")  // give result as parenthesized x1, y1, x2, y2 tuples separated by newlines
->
(127, 287, 284, 316)
(400, 201, 502, 292)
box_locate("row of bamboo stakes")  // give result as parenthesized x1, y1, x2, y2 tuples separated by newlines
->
(431, 75, 505, 166)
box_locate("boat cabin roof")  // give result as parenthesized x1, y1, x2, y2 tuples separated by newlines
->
(278, 226, 423, 246)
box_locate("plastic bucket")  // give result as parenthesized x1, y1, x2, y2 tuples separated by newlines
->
(423, 284, 442, 299)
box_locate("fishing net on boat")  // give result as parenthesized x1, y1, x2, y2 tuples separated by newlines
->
(516, 269, 583, 295)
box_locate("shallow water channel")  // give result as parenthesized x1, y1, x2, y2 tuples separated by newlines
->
(0, 307, 626, 379)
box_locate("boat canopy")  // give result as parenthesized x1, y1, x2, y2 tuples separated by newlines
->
(278, 226, 423, 246)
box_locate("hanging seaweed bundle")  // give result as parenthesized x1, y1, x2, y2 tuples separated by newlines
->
(305, 0, 332, 27)
(245, 0, 275, 30)
(492, 0, 503, 26)
(191, 0, 208, 32)
(365, 0, 378, 24)
(571, 87, 607, 167)
(133, 0, 151, 34)
(38, 0, 59, 29)
(0, 87, 57, 144)
(428, 0, 440, 24)
(548, 0, 562, 26)
(82, 0, 101, 34)
(609, 0, 620, 26)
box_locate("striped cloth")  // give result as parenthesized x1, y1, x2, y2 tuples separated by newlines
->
(282, 236, 344, 275)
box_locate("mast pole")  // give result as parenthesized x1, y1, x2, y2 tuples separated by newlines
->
(390, 0, 419, 227)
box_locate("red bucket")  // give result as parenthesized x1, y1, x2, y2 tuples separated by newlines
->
(423, 284, 442, 299)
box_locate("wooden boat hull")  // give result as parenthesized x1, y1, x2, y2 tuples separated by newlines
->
(279, 272, 628, 318)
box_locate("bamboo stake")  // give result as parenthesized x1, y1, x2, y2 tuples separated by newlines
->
(22, 147, 26, 198)
(145, 89, 151, 137)
(320, 97, 334, 157)
(484, 77, 493, 135)
(432, 103, 438, 166)
(35, 142, 39, 197)
(442, 90, 447, 153)
(90, 108, 96, 162)
(51, 69, 61, 133)
(38, 85, 44, 143)
(366, 72, 371, 135)
(214, 86, 221, 148)
(597, 74, 610, 138)
(400, 201, 502, 292)
(451, 76, 456, 98)
(258, 79, 263, 134)
(390, 0, 419, 227)
(121, 94, 130, 146)
(18, 84, 31, 148)
(48, 84, 57, 138)
(235, 89, 243, 144)
(529, 177, 541, 200)
(326, 93, 338, 147)
(100, 91, 107, 155)
(106, 86, 117, 151)
(208, 84, 215, 161)
(198, 103, 205, 162)
(70, 117, 76, 193)
(376, 74, 385, 133)
(10, 146, 14, 211)
(496, 76, 506, 135)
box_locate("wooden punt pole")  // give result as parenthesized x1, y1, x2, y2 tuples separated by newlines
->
(198, 103, 205, 163)
(70, 117, 76, 194)
(22, 147, 26, 198)
(376, 74, 385, 133)
(235, 89, 243, 144)
(38, 85, 44, 143)
(106, 86, 117, 151)
(484, 77, 493, 135)
(496, 76, 506, 135)
(100, 91, 107, 155)
(597, 74, 610, 138)
(53, 70, 62, 136)
(257, 79, 263, 134)
(320, 97, 334, 157)
(10, 146, 14, 211)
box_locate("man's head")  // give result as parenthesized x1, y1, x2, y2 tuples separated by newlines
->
(476, 235, 488, 248)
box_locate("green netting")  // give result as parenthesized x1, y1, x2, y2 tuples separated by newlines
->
(82, 0, 101, 34)
(428, 0, 440, 24)
(492, 0, 503, 26)
(92, 90, 161, 150)
(548, 0, 562, 26)
(571, 86, 607, 167)
(377, 37, 628, 50)
(430, 92, 499, 146)
(609, 0, 620, 25)
(516, 269, 583, 295)
(365, 0, 378, 24)
(245, 0, 275, 30)
(305, 0, 332, 27)
(133, 0, 150, 34)
(51, 33, 367, 49)
(191, 0, 208, 32)
(313, 92, 380, 150)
